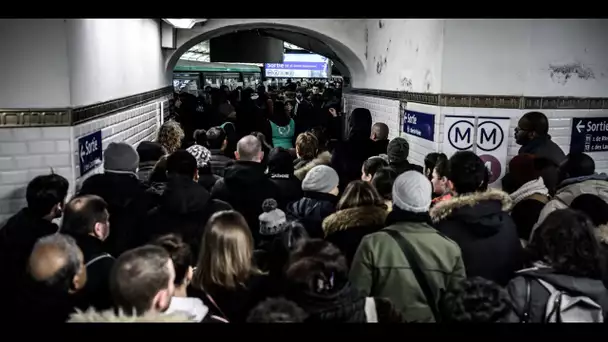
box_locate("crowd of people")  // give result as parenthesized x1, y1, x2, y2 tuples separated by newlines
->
(1, 90, 608, 323)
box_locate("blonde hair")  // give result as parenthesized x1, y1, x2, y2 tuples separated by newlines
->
(157, 121, 184, 154)
(193, 211, 260, 290)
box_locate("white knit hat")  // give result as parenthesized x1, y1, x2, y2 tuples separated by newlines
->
(392, 171, 432, 213)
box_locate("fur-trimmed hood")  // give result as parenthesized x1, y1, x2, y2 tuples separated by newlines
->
(294, 151, 332, 181)
(429, 189, 512, 238)
(322, 206, 388, 236)
(68, 308, 194, 323)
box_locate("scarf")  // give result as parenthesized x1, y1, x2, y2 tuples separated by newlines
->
(509, 177, 549, 206)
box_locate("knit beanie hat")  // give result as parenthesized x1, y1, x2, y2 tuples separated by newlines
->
(392, 171, 432, 213)
(104, 142, 139, 173)
(259, 199, 287, 236)
(387, 137, 410, 164)
(302, 165, 339, 193)
(186, 144, 212, 169)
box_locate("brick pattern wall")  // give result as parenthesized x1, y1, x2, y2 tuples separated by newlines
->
(0, 126, 73, 224)
(344, 94, 401, 140)
(73, 100, 165, 188)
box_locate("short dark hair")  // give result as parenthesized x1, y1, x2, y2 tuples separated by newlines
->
(521, 111, 549, 136)
(136, 141, 166, 164)
(26, 173, 69, 217)
(447, 151, 489, 194)
(529, 209, 604, 279)
(571, 194, 608, 227)
(558, 152, 595, 183)
(424, 153, 447, 177)
(363, 157, 388, 178)
(337, 180, 385, 211)
(166, 150, 197, 178)
(193, 129, 208, 147)
(206, 127, 226, 150)
(152, 234, 192, 286)
(434, 158, 449, 179)
(309, 126, 328, 148)
(371, 167, 398, 201)
(247, 297, 308, 323)
(61, 195, 108, 236)
(442, 277, 515, 323)
(110, 245, 172, 315)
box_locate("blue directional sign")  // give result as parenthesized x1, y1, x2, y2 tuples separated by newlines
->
(78, 130, 103, 176)
(403, 110, 435, 142)
(570, 117, 608, 154)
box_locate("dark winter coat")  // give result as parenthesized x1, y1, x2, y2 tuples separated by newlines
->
(511, 194, 549, 241)
(430, 189, 524, 286)
(331, 108, 377, 192)
(286, 281, 406, 323)
(137, 161, 157, 184)
(322, 205, 388, 266)
(389, 161, 424, 175)
(0, 208, 59, 308)
(144, 175, 232, 257)
(188, 273, 269, 323)
(269, 174, 302, 210)
(209, 149, 233, 177)
(198, 173, 221, 192)
(518, 135, 566, 169)
(13, 279, 79, 323)
(371, 139, 389, 156)
(79, 172, 154, 256)
(286, 191, 338, 239)
(69, 234, 114, 312)
(506, 267, 608, 322)
(210, 161, 281, 245)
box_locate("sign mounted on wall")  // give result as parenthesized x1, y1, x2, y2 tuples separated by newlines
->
(570, 117, 608, 154)
(403, 110, 435, 142)
(78, 130, 103, 177)
(443, 115, 476, 158)
(476, 117, 510, 186)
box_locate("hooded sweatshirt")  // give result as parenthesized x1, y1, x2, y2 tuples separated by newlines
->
(210, 161, 281, 245)
(144, 175, 231, 257)
(331, 108, 376, 192)
(430, 189, 524, 286)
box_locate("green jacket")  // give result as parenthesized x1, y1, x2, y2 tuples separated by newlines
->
(349, 221, 466, 322)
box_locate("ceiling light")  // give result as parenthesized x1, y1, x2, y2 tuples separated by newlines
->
(162, 19, 197, 29)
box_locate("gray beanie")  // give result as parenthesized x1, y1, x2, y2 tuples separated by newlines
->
(387, 137, 410, 164)
(392, 171, 432, 213)
(302, 165, 339, 193)
(259, 199, 287, 236)
(104, 142, 139, 173)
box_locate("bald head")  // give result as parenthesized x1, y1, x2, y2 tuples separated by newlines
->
(29, 234, 86, 293)
(236, 135, 263, 162)
(371, 123, 389, 141)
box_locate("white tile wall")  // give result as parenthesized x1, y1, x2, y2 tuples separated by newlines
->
(0, 96, 168, 226)
(73, 100, 163, 189)
(344, 93, 608, 177)
(344, 94, 401, 140)
(0, 126, 72, 225)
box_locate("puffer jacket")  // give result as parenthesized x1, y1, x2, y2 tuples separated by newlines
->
(349, 208, 466, 322)
(322, 205, 388, 266)
(294, 151, 332, 181)
(286, 191, 338, 239)
(531, 173, 608, 240)
(430, 189, 523, 286)
(506, 267, 608, 323)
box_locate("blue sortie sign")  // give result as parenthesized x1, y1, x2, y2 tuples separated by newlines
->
(78, 130, 103, 176)
(403, 110, 435, 142)
(570, 117, 608, 154)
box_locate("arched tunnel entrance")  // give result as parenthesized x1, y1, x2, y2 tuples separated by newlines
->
(165, 20, 367, 87)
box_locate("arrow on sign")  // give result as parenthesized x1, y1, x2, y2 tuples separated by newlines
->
(80, 145, 85, 163)
(576, 120, 585, 133)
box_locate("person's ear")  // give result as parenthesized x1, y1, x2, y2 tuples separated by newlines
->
(193, 168, 199, 182)
(152, 289, 170, 313)
(259, 151, 264, 162)
(93, 222, 105, 240)
(186, 266, 194, 283)
(234, 151, 240, 160)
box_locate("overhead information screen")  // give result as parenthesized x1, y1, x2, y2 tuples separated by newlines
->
(265, 53, 330, 78)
